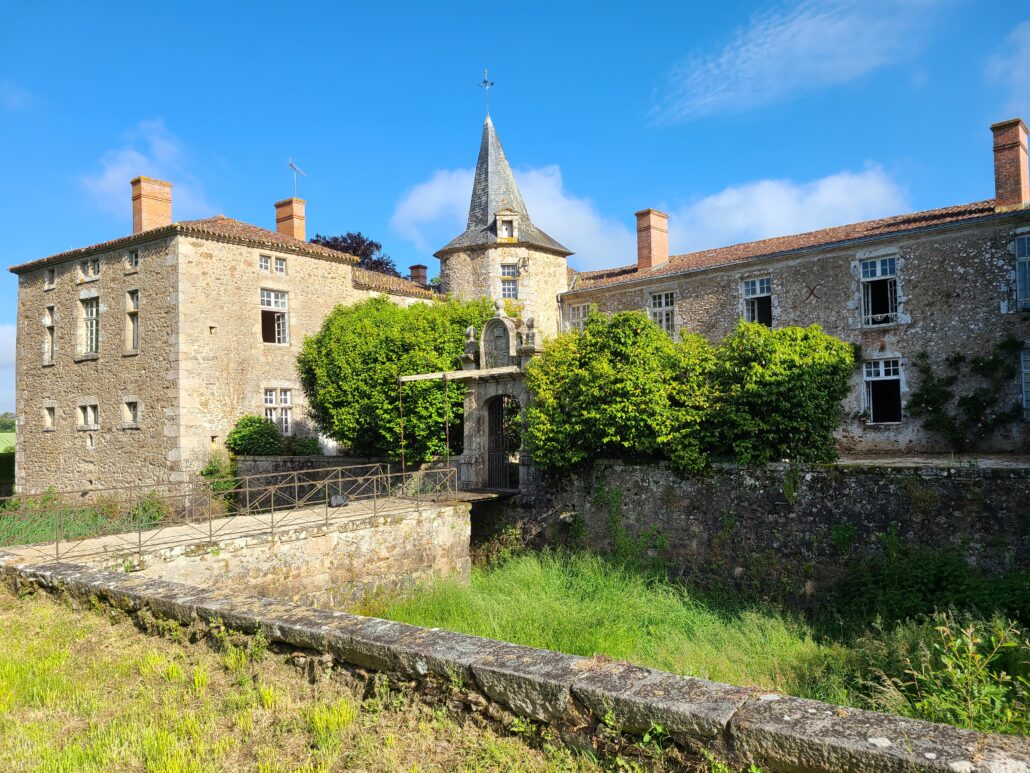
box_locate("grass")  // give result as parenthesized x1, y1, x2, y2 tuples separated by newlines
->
(0, 586, 609, 772)
(0, 431, 14, 451)
(370, 551, 851, 702)
(370, 551, 1030, 731)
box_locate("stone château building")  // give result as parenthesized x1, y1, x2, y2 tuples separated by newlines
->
(11, 115, 1030, 493)
(10, 180, 431, 493)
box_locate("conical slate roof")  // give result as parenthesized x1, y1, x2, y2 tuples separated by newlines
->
(435, 116, 572, 257)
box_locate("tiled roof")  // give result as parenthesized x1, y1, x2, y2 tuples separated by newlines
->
(9, 215, 359, 273)
(353, 267, 436, 299)
(570, 200, 999, 291)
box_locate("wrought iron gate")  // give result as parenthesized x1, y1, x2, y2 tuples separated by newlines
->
(487, 395, 520, 490)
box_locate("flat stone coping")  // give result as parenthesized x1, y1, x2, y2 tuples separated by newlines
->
(1, 556, 1027, 773)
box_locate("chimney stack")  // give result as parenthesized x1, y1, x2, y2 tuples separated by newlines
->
(409, 264, 428, 286)
(992, 118, 1029, 212)
(131, 177, 173, 234)
(635, 208, 669, 271)
(275, 197, 306, 240)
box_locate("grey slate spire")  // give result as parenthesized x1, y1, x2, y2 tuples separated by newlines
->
(435, 116, 572, 256)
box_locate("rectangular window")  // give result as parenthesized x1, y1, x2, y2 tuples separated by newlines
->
(279, 389, 291, 406)
(861, 257, 898, 326)
(569, 303, 590, 331)
(501, 278, 519, 299)
(501, 264, 518, 277)
(264, 388, 276, 405)
(43, 305, 55, 364)
(263, 388, 295, 435)
(126, 290, 139, 351)
(742, 278, 773, 326)
(44, 406, 55, 430)
(275, 257, 287, 274)
(81, 297, 100, 354)
(259, 255, 271, 272)
(122, 400, 139, 427)
(1017, 236, 1030, 311)
(500, 220, 514, 238)
(1022, 350, 1030, 420)
(260, 290, 289, 344)
(79, 259, 100, 281)
(864, 359, 903, 424)
(264, 407, 276, 423)
(279, 407, 292, 436)
(650, 292, 675, 335)
(77, 403, 99, 429)
(44, 267, 56, 288)
(127, 250, 140, 270)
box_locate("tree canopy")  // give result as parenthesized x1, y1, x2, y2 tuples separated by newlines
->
(310, 232, 401, 278)
(298, 296, 495, 462)
(0, 413, 14, 433)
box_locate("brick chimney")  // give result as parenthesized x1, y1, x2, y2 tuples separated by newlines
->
(131, 177, 172, 233)
(409, 264, 428, 286)
(275, 197, 306, 240)
(992, 118, 1029, 211)
(635, 209, 669, 270)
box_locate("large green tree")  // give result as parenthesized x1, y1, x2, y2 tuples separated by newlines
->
(298, 296, 495, 462)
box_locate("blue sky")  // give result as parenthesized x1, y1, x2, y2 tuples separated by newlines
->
(1, 0, 1028, 413)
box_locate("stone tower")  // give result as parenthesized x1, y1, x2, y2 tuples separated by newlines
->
(436, 116, 572, 336)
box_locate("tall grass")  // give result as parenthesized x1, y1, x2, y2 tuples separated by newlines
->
(375, 550, 851, 702)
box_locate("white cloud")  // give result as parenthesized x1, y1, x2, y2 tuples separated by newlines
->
(986, 20, 1030, 119)
(653, 0, 942, 123)
(0, 80, 33, 111)
(390, 165, 635, 268)
(669, 165, 909, 253)
(80, 120, 213, 221)
(0, 324, 14, 413)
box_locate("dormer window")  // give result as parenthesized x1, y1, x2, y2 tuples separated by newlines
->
(500, 219, 514, 238)
(496, 208, 519, 241)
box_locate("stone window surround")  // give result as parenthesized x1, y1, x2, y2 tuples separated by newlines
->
(739, 274, 775, 326)
(259, 287, 290, 345)
(75, 289, 101, 361)
(42, 304, 56, 367)
(860, 353, 906, 427)
(647, 287, 676, 336)
(42, 401, 57, 432)
(1012, 227, 1030, 313)
(850, 246, 906, 330)
(567, 302, 590, 331)
(78, 258, 100, 284)
(124, 288, 140, 356)
(125, 248, 140, 275)
(76, 398, 99, 432)
(121, 395, 141, 430)
(43, 266, 56, 290)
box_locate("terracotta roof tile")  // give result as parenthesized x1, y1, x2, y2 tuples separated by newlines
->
(353, 267, 436, 299)
(9, 215, 359, 273)
(570, 200, 999, 291)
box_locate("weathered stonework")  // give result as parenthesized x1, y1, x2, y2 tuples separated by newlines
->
(562, 219, 1030, 453)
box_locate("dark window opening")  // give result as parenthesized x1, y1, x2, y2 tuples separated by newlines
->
(261, 310, 286, 344)
(863, 278, 898, 326)
(868, 379, 902, 423)
(747, 296, 773, 326)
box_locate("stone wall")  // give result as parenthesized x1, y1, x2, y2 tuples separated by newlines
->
(14, 234, 181, 493)
(563, 218, 1030, 453)
(233, 455, 393, 479)
(524, 460, 1030, 604)
(4, 559, 1027, 772)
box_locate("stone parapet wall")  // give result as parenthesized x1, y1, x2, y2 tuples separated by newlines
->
(525, 460, 1030, 604)
(2, 558, 1027, 772)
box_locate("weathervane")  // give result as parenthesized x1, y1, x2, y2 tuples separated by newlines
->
(288, 158, 306, 198)
(479, 69, 495, 115)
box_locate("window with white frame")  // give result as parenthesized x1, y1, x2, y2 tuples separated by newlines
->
(650, 292, 675, 335)
(1016, 236, 1030, 311)
(569, 303, 590, 331)
(1022, 350, 1030, 420)
(79, 259, 100, 281)
(861, 257, 898, 326)
(501, 264, 519, 299)
(43, 305, 55, 364)
(259, 254, 271, 272)
(275, 257, 287, 275)
(125, 290, 139, 351)
(743, 277, 773, 326)
(260, 289, 289, 344)
(81, 297, 100, 354)
(77, 402, 99, 430)
(263, 388, 293, 435)
(864, 358, 903, 423)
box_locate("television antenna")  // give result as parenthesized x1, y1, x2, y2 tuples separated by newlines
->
(288, 158, 307, 197)
(479, 69, 494, 115)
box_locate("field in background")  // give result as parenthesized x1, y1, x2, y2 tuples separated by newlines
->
(0, 586, 604, 773)
(0, 432, 14, 450)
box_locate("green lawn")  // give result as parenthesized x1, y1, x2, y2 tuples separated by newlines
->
(0, 432, 14, 451)
(0, 586, 608, 773)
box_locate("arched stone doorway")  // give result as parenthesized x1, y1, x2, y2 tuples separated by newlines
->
(486, 394, 522, 490)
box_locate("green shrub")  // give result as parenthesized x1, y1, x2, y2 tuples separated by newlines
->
(524, 310, 715, 473)
(285, 436, 321, 456)
(130, 491, 168, 529)
(224, 415, 285, 456)
(710, 322, 854, 465)
(298, 296, 495, 463)
(199, 453, 237, 495)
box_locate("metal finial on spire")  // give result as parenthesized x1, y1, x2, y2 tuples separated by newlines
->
(479, 69, 494, 115)
(288, 158, 306, 197)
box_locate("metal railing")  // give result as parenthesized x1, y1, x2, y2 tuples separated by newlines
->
(0, 462, 459, 564)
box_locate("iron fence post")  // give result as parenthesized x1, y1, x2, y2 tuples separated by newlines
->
(55, 507, 60, 561)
